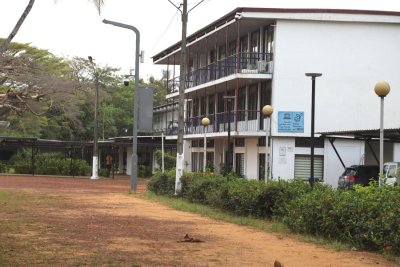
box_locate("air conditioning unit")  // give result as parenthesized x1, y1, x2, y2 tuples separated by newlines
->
(266, 61, 273, 73)
(257, 60, 267, 73)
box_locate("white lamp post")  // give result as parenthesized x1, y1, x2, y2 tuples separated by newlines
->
(201, 117, 210, 172)
(374, 81, 390, 185)
(88, 56, 99, 180)
(262, 105, 273, 180)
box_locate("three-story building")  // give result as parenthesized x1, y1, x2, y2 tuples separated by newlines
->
(153, 8, 400, 186)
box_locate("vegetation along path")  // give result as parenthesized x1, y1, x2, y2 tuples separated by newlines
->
(0, 175, 396, 266)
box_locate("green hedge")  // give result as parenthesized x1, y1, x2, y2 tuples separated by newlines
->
(147, 171, 400, 255)
(7, 151, 91, 176)
(147, 169, 176, 195)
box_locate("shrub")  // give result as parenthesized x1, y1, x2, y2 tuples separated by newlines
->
(282, 184, 337, 236)
(147, 169, 176, 195)
(261, 179, 312, 218)
(154, 150, 176, 170)
(0, 163, 6, 173)
(14, 164, 32, 174)
(180, 173, 228, 204)
(147, 170, 400, 255)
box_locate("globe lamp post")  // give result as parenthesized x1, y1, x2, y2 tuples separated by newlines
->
(262, 105, 273, 180)
(201, 117, 210, 172)
(374, 81, 390, 185)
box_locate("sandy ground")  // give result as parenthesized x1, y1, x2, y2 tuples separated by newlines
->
(0, 175, 397, 267)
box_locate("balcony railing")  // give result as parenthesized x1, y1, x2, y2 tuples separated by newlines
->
(164, 110, 268, 136)
(167, 52, 273, 94)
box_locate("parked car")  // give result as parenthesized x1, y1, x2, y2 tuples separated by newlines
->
(338, 165, 379, 189)
(383, 162, 400, 186)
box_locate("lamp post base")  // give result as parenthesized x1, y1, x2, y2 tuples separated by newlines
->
(91, 156, 99, 180)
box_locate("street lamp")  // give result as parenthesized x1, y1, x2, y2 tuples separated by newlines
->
(102, 19, 141, 192)
(305, 72, 322, 186)
(374, 81, 390, 185)
(88, 56, 99, 180)
(262, 105, 273, 180)
(201, 117, 210, 172)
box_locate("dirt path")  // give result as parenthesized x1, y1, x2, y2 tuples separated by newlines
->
(0, 175, 397, 266)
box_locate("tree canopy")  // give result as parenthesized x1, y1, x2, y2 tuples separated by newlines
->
(0, 40, 167, 140)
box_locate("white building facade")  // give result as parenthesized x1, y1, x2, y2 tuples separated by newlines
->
(153, 8, 400, 186)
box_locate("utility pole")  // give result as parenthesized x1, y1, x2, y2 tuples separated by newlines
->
(168, 0, 205, 194)
(176, 0, 187, 194)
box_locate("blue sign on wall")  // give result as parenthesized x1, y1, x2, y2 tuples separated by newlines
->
(278, 111, 304, 133)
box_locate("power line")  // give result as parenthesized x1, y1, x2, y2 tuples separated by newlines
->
(150, 10, 180, 54)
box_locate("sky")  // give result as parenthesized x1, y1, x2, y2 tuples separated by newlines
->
(1, 0, 400, 80)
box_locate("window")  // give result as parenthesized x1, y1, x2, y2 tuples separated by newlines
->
(200, 96, 206, 116)
(240, 36, 248, 69)
(248, 84, 258, 120)
(218, 45, 226, 60)
(235, 138, 245, 147)
(258, 137, 266, 147)
(228, 41, 236, 56)
(237, 87, 246, 121)
(192, 140, 199, 147)
(217, 92, 225, 113)
(250, 30, 260, 64)
(260, 81, 271, 107)
(295, 137, 324, 148)
(206, 152, 214, 169)
(235, 153, 245, 177)
(264, 24, 274, 61)
(294, 155, 324, 181)
(191, 152, 198, 172)
(208, 94, 215, 115)
(206, 139, 214, 148)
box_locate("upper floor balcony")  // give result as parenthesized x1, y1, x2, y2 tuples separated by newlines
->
(165, 109, 269, 137)
(167, 52, 273, 95)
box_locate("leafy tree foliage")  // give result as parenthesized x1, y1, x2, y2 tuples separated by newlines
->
(0, 41, 168, 141)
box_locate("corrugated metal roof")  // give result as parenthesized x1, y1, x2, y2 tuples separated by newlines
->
(319, 128, 400, 142)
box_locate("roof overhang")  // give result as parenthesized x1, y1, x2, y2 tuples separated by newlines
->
(152, 7, 400, 65)
(319, 128, 400, 142)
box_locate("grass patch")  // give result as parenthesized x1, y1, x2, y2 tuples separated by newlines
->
(139, 192, 367, 253)
(140, 191, 286, 233)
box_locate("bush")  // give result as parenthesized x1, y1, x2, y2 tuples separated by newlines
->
(8, 151, 91, 176)
(220, 178, 266, 216)
(281, 183, 400, 254)
(154, 150, 176, 170)
(14, 164, 32, 174)
(282, 184, 337, 236)
(260, 179, 312, 218)
(147, 170, 400, 255)
(147, 169, 176, 195)
(0, 163, 6, 173)
(180, 173, 228, 204)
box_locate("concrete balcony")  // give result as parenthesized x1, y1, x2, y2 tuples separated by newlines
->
(167, 52, 273, 95)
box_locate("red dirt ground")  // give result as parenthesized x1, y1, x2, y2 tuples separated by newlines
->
(0, 175, 397, 266)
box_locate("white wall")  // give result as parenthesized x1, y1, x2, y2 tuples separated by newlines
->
(364, 141, 393, 165)
(393, 143, 400, 162)
(272, 137, 295, 179)
(271, 20, 400, 137)
(244, 138, 259, 180)
(323, 139, 365, 187)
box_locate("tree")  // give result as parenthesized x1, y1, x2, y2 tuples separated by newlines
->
(0, 42, 83, 137)
(0, 0, 104, 54)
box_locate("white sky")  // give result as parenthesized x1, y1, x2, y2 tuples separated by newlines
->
(1, 0, 399, 80)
